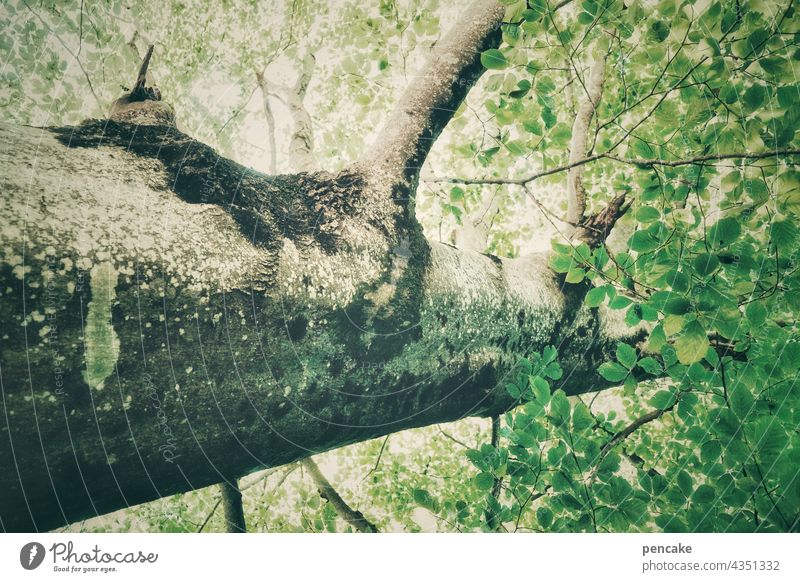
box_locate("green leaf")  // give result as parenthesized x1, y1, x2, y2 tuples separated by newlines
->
(543, 362, 563, 380)
(536, 77, 555, 94)
(664, 297, 691, 315)
(623, 375, 637, 395)
(771, 218, 798, 250)
(750, 417, 785, 463)
(649, 390, 677, 409)
(542, 107, 557, 129)
(675, 320, 708, 365)
(692, 484, 716, 505)
(536, 506, 553, 528)
(481, 49, 508, 70)
(636, 206, 661, 223)
(629, 230, 660, 252)
(565, 268, 585, 283)
(412, 488, 437, 510)
(700, 440, 722, 463)
(646, 19, 670, 43)
(693, 253, 720, 277)
(745, 302, 767, 327)
(609, 295, 633, 310)
(625, 305, 642, 327)
(742, 83, 766, 112)
(474, 473, 495, 491)
(708, 217, 741, 248)
(549, 390, 571, 425)
(637, 356, 662, 375)
(665, 269, 690, 292)
(598, 361, 628, 383)
(531, 375, 551, 404)
(572, 402, 594, 432)
(729, 382, 754, 420)
(743, 28, 770, 57)
(549, 253, 572, 273)
(648, 324, 667, 351)
(506, 382, 521, 399)
(616, 343, 637, 369)
(523, 119, 543, 135)
(585, 285, 607, 307)
(677, 471, 694, 497)
(743, 178, 769, 205)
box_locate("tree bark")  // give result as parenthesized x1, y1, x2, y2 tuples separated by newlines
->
(219, 481, 247, 533)
(0, 121, 639, 531)
(566, 54, 607, 236)
(0, 1, 641, 532)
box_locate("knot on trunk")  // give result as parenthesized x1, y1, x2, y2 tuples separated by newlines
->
(577, 192, 630, 247)
(108, 44, 176, 127)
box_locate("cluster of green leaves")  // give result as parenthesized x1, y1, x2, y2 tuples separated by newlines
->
(466, 336, 797, 532)
(457, 0, 800, 531)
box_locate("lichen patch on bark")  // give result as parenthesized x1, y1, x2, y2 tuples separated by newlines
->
(82, 262, 119, 391)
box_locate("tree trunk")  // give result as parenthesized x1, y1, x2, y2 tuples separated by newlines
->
(219, 481, 247, 533)
(0, 121, 638, 531)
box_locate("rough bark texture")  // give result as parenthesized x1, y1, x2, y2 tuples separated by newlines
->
(0, 121, 638, 531)
(0, 1, 642, 532)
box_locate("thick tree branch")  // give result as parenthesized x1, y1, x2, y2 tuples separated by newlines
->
(255, 70, 278, 174)
(287, 54, 316, 172)
(566, 54, 607, 237)
(300, 458, 377, 533)
(0, 114, 643, 531)
(453, 188, 500, 252)
(364, 0, 505, 190)
(577, 191, 631, 247)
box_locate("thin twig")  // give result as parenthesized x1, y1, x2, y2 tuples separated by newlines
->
(437, 425, 471, 449)
(364, 435, 390, 480)
(22, 0, 100, 107)
(423, 149, 800, 186)
(197, 497, 223, 533)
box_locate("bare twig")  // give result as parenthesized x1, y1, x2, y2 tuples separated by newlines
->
(598, 399, 680, 465)
(424, 149, 800, 187)
(437, 425, 471, 449)
(22, 0, 101, 107)
(364, 435, 390, 480)
(197, 496, 223, 533)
